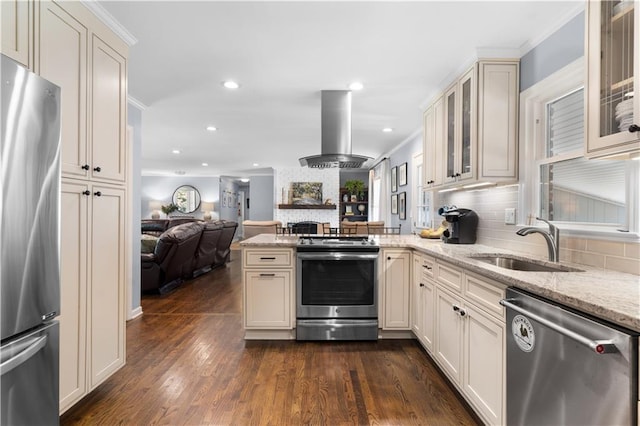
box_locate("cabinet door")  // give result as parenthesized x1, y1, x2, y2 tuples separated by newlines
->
(382, 250, 411, 329)
(411, 255, 424, 338)
(59, 180, 88, 412)
(89, 185, 126, 389)
(245, 271, 292, 328)
(586, 1, 640, 157)
(421, 278, 436, 352)
(1, 0, 32, 67)
(478, 62, 518, 180)
(463, 304, 505, 426)
(435, 287, 463, 385)
(38, 0, 88, 179)
(458, 67, 476, 182)
(90, 35, 127, 183)
(423, 96, 445, 188)
(444, 84, 458, 184)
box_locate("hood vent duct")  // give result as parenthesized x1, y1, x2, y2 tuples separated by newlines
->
(299, 90, 371, 169)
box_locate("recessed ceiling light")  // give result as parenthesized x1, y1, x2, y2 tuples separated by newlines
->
(253, 163, 259, 167)
(172, 149, 181, 154)
(349, 82, 364, 91)
(206, 126, 217, 132)
(382, 127, 393, 133)
(223, 80, 240, 89)
(202, 163, 208, 167)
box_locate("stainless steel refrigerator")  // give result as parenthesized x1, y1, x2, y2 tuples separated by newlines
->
(1, 54, 61, 425)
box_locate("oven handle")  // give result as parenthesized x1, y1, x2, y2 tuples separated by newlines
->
(500, 298, 617, 354)
(297, 252, 379, 261)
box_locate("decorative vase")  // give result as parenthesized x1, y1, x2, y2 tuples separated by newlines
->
(343, 194, 349, 203)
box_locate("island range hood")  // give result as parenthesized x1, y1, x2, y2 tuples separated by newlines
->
(299, 90, 371, 169)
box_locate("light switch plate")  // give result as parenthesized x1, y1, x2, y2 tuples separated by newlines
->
(504, 208, 516, 225)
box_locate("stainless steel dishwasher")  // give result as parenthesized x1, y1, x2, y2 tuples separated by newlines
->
(500, 287, 638, 426)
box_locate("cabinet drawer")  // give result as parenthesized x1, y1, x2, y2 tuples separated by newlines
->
(244, 249, 293, 267)
(437, 261, 462, 292)
(464, 272, 506, 320)
(421, 255, 435, 280)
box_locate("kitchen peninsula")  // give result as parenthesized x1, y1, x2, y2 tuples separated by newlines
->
(241, 234, 640, 333)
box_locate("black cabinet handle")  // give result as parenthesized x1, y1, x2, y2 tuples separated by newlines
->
(419, 283, 425, 287)
(459, 309, 467, 317)
(427, 180, 434, 185)
(81, 164, 90, 170)
(629, 124, 640, 133)
(387, 256, 391, 260)
(94, 191, 102, 197)
(452, 305, 460, 312)
(259, 273, 275, 277)
(260, 257, 276, 260)
(93, 166, 101, 172)
(82, 190, 90, 196)
(423, 265, 432, 270)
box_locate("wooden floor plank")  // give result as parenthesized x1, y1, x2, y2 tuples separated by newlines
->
(61, 250, 479, 426)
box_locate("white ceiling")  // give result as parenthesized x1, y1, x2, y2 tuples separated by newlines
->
(97, 0, 583, 178)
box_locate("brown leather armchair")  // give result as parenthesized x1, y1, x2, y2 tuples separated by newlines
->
(191, 221, 224, 277)
(214, 221, 238, 267)
(141, 221, 204, 294)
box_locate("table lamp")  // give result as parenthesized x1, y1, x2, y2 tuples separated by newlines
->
(149, 200, 162, 219)
(201, 201, 215, 221)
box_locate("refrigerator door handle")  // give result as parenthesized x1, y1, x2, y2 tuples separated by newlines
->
(500, 298, 618, 354)
(0, 335, 48, 376)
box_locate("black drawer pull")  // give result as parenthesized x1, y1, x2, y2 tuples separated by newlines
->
(81, 164, 90, 170)
(93, 166, 101, 172)
(419, 283, 425, 287)
(94, 191, 102, 197)
(423, 265, 432, 270)
(82, 190, 90, 196)
(628, 124, 639, 133)
(260, 257, 276, 260)
(259, 273, 275, 277)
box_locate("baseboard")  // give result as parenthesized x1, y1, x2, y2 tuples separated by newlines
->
(128, 306, 143, 321)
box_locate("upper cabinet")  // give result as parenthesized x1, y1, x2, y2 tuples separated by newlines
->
(1, 0, 33, 68)
(586, 1, 640, 158)
(423, 60, 519, 189)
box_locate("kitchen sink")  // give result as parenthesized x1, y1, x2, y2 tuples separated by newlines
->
(469, 255, 583, 272)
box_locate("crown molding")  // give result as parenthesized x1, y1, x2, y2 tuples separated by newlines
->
(128, 96, 147, 111)
(518, 2, 585, 57)
(80, 0, 138, 47)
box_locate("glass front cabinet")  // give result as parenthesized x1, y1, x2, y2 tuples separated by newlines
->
(444, 68, 476, 184)
(586, 0, 640, 158)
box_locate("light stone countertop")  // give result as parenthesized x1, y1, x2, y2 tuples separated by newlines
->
(240, 234, 640, 332)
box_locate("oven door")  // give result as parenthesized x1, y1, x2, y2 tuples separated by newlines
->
(296, 251, 378, 319)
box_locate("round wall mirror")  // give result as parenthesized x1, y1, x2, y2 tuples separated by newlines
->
(172, 185, 201, 214)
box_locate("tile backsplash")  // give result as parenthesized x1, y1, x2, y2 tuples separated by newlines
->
(438, 185, 639, 275)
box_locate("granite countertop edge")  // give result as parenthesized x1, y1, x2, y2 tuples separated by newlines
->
(240, 234, 640, 332)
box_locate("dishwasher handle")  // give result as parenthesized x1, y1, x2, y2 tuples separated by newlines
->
(500, 298, 617, 354)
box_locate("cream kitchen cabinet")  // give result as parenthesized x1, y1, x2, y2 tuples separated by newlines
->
(381, 249, 411, 330)
(423, 59, 519, 188)
(585, 1, 640, 158)
(38, 0, 128, 183)
(60, 180, 126, 413)
(243, 248, 295, 333)
(411, 253, 435, 351)
(1, 0, 33, 67)
(430, 258, 506, 425)
(422, 96, 445, 189)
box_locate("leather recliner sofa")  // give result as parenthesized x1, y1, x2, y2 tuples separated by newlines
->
(141, 221, 204, 294)
(141, 220, 238, 294)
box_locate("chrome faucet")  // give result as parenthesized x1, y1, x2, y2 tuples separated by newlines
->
(516, 217, 560, 262)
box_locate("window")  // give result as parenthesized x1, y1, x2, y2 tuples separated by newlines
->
(370, 176, 381, 222)
(521, 58, 638, 236)
(539, 88, 627, 226)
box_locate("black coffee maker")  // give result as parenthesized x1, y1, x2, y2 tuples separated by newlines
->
(441, 208, 478, 244)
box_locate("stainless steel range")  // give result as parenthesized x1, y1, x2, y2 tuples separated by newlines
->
(296, 236, 379, 341)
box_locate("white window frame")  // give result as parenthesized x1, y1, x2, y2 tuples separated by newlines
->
(412, 151, 432, 232)
(519, 57, 639, 241)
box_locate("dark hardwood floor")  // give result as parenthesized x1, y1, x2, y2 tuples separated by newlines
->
(61, 249, 479, 425)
